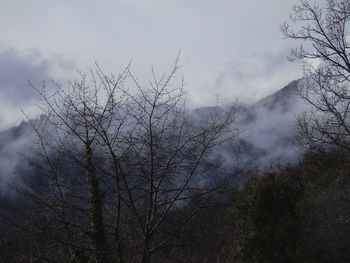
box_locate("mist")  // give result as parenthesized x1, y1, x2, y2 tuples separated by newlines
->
(0, 76, 309, 197)
(0, 50, 306, 198)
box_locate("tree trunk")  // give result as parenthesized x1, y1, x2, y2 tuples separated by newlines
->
(86, 142, 110, 263)
(141, 251, 150, 263)
(141, 236, 151, 263)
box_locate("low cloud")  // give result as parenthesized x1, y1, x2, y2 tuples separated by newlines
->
(0, 48, 74, 130)
(0, 122, 35, 198)
(0, 49, 52, 103)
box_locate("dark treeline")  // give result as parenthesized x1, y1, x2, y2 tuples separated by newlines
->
(2, 142, 350, 262)
(232, 148, 350, 263)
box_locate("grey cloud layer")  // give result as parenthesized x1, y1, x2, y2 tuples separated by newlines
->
(0, 49, 74, 130)
(0, 49, 52, 104)
(0, 0, 300, 106)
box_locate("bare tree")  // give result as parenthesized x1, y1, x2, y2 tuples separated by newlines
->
(24, 68, 129, 262)
(282, 0, 350, 150)
(16, 58, 238, 262)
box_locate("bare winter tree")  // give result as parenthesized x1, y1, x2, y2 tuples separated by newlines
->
(13, 58, 238, 262)
(22, 68, 130, 262)
(282, 0, 350, 150)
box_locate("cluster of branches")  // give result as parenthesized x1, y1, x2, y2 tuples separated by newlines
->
(5, 58, 238, 262)
(282, 0, 350, 151)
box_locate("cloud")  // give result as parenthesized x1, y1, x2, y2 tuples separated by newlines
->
(213, 48, 301, 104)
(0, 49, 53, 103)
(0, 0, 299, 107)
(0, 122, 35, 198)
(0, 49, 74, 130)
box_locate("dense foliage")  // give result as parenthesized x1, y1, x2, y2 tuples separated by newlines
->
(232, 149, 350, 263)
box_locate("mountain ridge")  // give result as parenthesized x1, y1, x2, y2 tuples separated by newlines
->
(0, 79, 306, 194)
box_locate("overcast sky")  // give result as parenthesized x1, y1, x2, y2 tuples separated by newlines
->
(0, 0, 303, 129)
